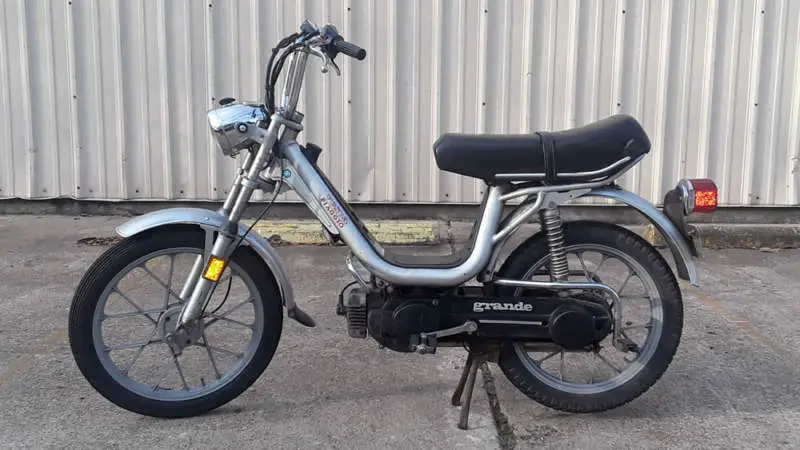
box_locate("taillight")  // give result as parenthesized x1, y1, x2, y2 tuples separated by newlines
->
(678, 178, 718, 214)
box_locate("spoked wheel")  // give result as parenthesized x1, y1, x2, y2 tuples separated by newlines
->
(68, 227, 283, 418)
(497, 222, 683, 413)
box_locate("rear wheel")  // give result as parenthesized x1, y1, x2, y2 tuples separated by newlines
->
(496, 221, 683, 413)
(68, 227, 283, 417)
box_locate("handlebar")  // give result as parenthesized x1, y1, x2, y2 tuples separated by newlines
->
(331, 38, 366, 60)
(317, 23, 366, 61)
(267, 21, 367, 115)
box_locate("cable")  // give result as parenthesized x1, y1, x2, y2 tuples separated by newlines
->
(202, 172, 285, 318)
(268, 44, 303, 113)
(206, 275, 233, 317)
(264, 33, 300, 112)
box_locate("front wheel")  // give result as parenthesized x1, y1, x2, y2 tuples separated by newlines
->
(68, 227, 283, 418)
(496, 221, 683, 413)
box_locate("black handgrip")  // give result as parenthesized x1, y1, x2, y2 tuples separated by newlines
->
(332, 38, 366, 60)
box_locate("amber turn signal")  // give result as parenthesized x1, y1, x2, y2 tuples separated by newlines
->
(203, 257, 227, 282)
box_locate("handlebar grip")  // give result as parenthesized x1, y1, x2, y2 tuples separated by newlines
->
(332, 39, 366, 60)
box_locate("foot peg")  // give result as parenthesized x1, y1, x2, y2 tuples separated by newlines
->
(287, 306, 316, 327)
(451, 352, 487, 430)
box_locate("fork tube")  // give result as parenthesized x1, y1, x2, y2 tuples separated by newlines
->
(220, 151, 254, 214)
(228, 119, 282, 222)
(179, 256, 204, 301)
(280, 52, 308, 115)
(178, 118, 282, 328)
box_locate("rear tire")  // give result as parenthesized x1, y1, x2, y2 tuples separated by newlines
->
(496, 221, 683, 413)
(68, 227, 283, 418)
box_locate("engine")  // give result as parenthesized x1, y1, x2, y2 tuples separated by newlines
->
(341, 286, 614, 353)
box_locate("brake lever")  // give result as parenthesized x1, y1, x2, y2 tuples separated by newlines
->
(308, 46, 341, 76)
(326, 58, 341, 76)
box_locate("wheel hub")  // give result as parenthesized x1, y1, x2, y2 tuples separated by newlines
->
(158, 306, 204, 355)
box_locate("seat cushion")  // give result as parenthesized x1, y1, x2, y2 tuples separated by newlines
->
(433, 114, 651, 183)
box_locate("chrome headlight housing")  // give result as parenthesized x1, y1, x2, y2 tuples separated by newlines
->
(207, 103, 268, 156)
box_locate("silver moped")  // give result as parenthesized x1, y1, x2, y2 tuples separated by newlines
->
(69, 21, 718, 429)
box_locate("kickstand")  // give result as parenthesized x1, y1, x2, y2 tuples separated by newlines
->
(450, 352, 486, 430)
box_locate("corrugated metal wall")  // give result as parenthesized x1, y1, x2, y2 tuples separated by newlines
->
(1, 0, 799, 205)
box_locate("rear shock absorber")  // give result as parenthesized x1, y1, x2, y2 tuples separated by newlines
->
(539, 206, 569, 282)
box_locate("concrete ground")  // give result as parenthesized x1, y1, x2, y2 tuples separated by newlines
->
(1, 215, 799, 449)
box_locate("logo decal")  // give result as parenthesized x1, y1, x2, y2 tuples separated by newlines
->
(319, 195, 348, 229)
(472, 301, 534, 313)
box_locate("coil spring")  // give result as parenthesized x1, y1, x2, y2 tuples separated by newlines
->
(540, 207, 569, 281)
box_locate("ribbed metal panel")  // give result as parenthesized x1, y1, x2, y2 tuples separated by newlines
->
(1, 0, 798, 205)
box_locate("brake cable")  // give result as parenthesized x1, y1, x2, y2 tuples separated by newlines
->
(201, 163, 285, 318)
(264, 33, 300, 113)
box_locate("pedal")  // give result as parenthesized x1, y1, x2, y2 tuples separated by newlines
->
(287, 306, 316, 327)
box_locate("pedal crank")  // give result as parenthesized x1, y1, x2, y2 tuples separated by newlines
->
(413, 321, 478, 354)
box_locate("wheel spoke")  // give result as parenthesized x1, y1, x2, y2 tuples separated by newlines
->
(202, 343, 244, 360)
(163, 255, 175, 308)
(203, 297, 254, 328)
(104, 307, 166, 320)
(201, 335, 222, 380)
(113, 289, 158, 325)
(105, 339, 160, 352)
(596, 352, 623, 374)
(594, 254, 609, 274)
(121, 328, 158, 375)
(204, 315, 253, 330)
(559, 352, 565, 381)
(620, 322, 653, 331)
(140, 265, 183, 304)
(590, 353, 596, 384)
(172, 354, 189, 390)
(577, 252, 593, 280)
(535, 351, 560, 364)
(617, 269, 635, 296)
(577, 252, 604, 283)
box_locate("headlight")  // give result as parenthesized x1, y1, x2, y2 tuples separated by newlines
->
(207, 103, 268, 156)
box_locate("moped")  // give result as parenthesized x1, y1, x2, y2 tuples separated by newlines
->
(69, 21, 718, 429)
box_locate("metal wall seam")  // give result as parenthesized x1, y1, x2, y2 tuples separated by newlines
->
(790, 0, 800, 205)
(15, 0, 34, 198)
(0, 0, 14, 197)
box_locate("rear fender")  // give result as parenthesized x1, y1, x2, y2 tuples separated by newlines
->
(116, 207, 297, 311)
(586, 187, 698, 286)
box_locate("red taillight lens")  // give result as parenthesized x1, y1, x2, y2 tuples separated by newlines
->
(687, 178, 718, 213)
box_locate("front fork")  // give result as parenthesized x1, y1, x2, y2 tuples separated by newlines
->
(175, 120, 281, 331)
(172, 50, 311, 342)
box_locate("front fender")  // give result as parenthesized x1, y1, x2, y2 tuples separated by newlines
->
(587, 188, 699, 286)
(116, 207, 297, 311)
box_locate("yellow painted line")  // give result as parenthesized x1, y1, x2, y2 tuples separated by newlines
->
(365, 220, 439, 245)
(679, 280, 783, 353)
(244, 220, 440, 245)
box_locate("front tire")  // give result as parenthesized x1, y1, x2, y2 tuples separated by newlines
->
(68, 227, 283, 418)
(496, 221, 683, 413)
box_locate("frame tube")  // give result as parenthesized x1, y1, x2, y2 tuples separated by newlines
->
(282, 142, 505, 286)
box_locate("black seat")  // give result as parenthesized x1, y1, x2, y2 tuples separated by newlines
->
(433, 114, 651, 184)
